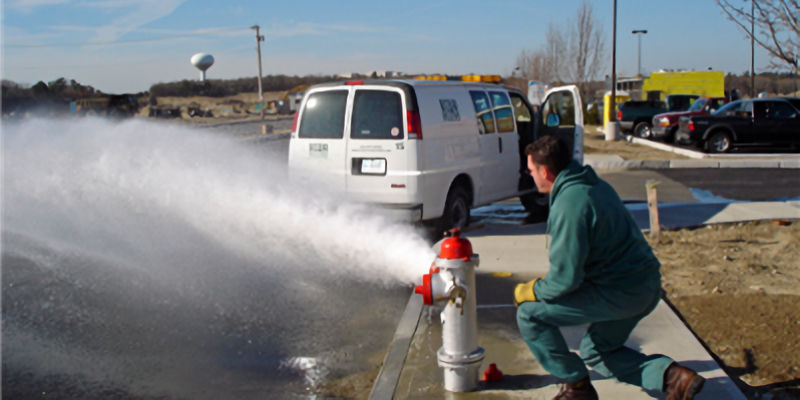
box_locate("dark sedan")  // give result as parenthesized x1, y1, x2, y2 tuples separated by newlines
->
(676, 97, 800, 153)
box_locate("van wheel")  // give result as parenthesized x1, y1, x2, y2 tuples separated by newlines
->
(520, 192, 549, 224)
(439, 186, 470, 233)
(705, 131, 732, 153)
(634, 122, 652, 139)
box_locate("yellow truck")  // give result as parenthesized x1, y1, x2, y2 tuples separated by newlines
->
(642, 70, 725, 100)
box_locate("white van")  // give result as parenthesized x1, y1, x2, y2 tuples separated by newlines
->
(288, 79, 583, 230)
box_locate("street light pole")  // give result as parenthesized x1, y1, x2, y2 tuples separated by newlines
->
(632, 29, 648, 76)
(750, 0, 755, 98)
(606, 0, 619, 141)
(251, 25, 265, 118)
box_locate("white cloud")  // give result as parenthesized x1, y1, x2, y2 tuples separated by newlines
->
(5, 0, 70, 13)
(88, 0, 186, 43)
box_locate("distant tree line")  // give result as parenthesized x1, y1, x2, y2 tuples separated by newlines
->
(2, 77, 106, 115)
(725, 71, 800, 96)
(148, 74, 340, 97)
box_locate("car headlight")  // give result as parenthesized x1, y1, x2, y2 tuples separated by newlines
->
(657, 117, 670, 127)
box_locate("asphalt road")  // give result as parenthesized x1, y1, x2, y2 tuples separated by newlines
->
(233, 125, 799, 203)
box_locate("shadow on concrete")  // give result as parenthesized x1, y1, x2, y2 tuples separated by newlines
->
(479, 373, 558, 391)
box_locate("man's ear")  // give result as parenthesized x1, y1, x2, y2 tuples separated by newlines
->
(542, 166, 557, 182)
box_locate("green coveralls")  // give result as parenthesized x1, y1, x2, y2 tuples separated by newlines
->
(516, 161, 674, 391)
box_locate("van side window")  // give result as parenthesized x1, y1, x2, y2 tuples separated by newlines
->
(543, 90, 576, 126)
(512, 96, 532, 122)
(299, 90, 347, 139)
(470, 91, 495, 134)
(351, 90, 403, 140)
(490, 91, 515, 132)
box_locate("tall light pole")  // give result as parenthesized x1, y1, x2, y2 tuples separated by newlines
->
(750, 0, 755, 98)
(251, 25, 265, 118)
(606, 0, 619, 141)
(632, 29, 648, 76)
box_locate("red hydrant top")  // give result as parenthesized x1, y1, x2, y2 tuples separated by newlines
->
(439, 228, 473, 260)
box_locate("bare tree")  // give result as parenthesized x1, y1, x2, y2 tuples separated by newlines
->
(716, 0, 799, 73)
(516, 49, 543, 80)
(566, 0, 605, 94)
(545, 23, 567, 82)
(513, 1, 603, 96)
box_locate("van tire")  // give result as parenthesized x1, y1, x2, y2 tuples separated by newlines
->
(520, 192, 549, 224)
(438, 186, 471, 233)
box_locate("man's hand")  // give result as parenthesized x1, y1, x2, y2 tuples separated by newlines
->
(514, 278, 541, 306)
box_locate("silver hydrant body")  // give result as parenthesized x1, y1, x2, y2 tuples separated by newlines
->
(414, 229, 485, 392)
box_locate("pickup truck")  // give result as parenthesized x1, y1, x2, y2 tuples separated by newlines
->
(617, 94, 699, 139)
(676, 97, 800, 153)
(651, 97, 727, 143)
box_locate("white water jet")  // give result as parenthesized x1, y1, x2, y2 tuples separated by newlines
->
(2, 117, 434, 285)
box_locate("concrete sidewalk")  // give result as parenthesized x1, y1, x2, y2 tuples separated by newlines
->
(371, 201, 800, 399)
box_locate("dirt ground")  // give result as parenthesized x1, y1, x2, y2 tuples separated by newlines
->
(648, 221, 800, 399)
(583, 125, 691, 160)
(141, 91, 290, 123)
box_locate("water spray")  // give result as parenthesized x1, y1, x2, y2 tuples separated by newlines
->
(414, 229, 484, 392)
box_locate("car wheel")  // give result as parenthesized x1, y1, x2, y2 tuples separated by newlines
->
(665, 126, 678, 143)
(438, 185, 470, 233)
(705, 131, 732, 153)
(634, 122, 652, 139)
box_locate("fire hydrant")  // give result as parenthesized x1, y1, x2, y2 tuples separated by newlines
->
(414, 229, 485, 392)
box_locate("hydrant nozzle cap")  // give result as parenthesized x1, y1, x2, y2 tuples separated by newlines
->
(440, 228, 473, 260)
(414, 273, 434, 305)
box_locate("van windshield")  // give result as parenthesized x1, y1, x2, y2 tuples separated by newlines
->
(351, 90, 404, 140)
(299, 90, 347, 139)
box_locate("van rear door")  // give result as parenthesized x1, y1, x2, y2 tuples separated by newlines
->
(540, 85, 584, 164)
(345, 86, 409, 202)
(288, 88, 349, 187)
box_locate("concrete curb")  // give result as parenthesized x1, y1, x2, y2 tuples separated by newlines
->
(588, 130, 800, 170)
(368, 292, 423, 400)
(585, 157, 800, 170)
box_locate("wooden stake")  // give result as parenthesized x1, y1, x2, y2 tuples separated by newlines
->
(646, 179, 660, 238)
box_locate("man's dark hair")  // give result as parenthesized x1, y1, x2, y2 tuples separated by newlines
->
(525, 136, 572, 175)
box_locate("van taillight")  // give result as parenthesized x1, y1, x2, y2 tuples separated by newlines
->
(345, 80, 364, 85)
(292, 111, 299, 132)
(407, 110, 422, 139)
(617, 110, 622, 120)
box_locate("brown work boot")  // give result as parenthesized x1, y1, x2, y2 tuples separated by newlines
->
(553, 376, 598, 400)
(663, 363, 706, 400)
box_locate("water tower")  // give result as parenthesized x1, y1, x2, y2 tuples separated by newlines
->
(190, 53, 215, 81)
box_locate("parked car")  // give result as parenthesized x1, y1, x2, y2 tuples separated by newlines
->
(617, 100, 667, 138)
(652, 97, 727, 142)
(288, 79, 584, 231)
(618, 94, 699, 139)
(676, 97, 800, 153)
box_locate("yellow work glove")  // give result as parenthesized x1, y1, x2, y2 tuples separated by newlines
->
(514, 278, 541, 306)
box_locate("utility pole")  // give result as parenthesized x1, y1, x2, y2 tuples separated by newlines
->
(251, 25, 265, 118)
(750, 1, 755, 98)
(605, 0, 619, 141)
(632, 29, 648, 77)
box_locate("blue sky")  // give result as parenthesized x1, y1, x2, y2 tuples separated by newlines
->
(2, 0, 773, 93)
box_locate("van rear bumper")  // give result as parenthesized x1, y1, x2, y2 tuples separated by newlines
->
(372, 203, 424, 223)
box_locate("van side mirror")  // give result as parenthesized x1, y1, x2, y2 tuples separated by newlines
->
(546, 113, 560, 127)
